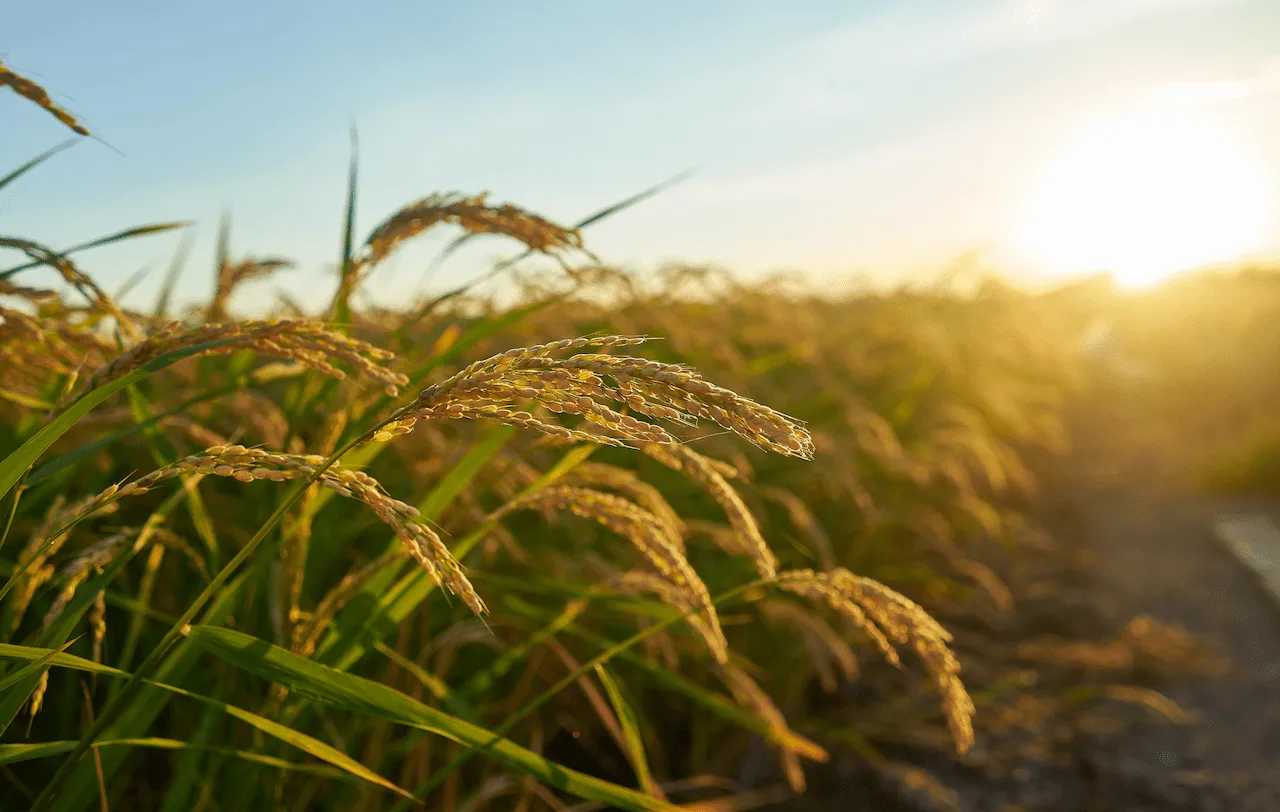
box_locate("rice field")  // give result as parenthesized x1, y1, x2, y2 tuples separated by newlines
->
(0, 61, 1265, 811)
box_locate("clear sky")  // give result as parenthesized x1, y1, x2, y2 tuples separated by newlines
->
(4, 0, 1280, 312)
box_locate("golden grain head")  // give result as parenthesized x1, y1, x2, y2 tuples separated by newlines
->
(360, 192, 584, 268)
(494, 485, 724, 658)
(77, 319, 409, 402)
(75, 446, 485, 616)
(375, 335, 814, 460)
(776, 567, 975, 754)
(0, 59, 90, 135)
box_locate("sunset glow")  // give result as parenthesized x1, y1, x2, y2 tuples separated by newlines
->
(1015, 108, 1272, 288)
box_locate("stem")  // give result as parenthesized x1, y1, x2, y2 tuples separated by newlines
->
(29, 429, 378, 812)
(389, 578, 766, 811)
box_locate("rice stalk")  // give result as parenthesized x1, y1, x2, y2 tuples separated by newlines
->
(0, 59, 90, 135)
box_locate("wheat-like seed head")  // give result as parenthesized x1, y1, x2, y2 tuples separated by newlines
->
(567, 463, 686, 548)
(375, 335, 814, 459)
(76, 319, 409, 402)
(210, 257, 294, 321)
(361, 192, 584, 268)
(776, 568, 974, 754)
(0, 237, 138, 340)
(642, 443, 777, 578)
(492, 485, 726, 661)
(0, 59, 90, 135)
(71, 446, 485, 616)
(611, 571, 728, 664)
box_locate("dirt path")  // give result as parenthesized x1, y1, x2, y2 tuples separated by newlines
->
(1057, 490, 1280, 810)
(775, 392, 1280, 810)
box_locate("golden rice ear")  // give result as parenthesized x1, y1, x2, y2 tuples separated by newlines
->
(642, 444, 777, 578)
(0, 59, 90, 135)
(72, 447, 485, 617)
(775, 568, 975, 755)
(360, 192, 584, 269)
(0, 237, 138, 340)
(75, 319, 408, 405)
(210, 257, 294, 321)
(376, 334, 814, 459)
(568, 463, 686, 549)
(493, 485, 726, 663)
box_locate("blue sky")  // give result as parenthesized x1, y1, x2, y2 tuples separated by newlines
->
(4, 0, 1279, 313)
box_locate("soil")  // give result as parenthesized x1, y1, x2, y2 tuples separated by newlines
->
(769, 383, 1280, 811)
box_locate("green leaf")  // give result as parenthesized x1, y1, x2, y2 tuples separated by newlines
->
(0, 639, 78, 694)
(0, 140, 77, 193)
(504, 597, 829, 763)
(0, 636, 412, 801)
(0, 222, 190, 278)
(187, 625, 679, 811)
(331, 125, 359, 325)
(595, 663, 661, 798)
(44, 568, 254, 812)
(0, 738, 348, 779)
(459, 598, 588, 700)
(153, 229, 194, 319)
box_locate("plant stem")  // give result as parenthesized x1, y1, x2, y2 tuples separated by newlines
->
(28, 429, 376, 811)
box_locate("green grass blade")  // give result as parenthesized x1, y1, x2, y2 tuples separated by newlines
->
(331, 124, 359, 325)
(0, 625, 412, 801)
(153, 228, 194, 319)
(44, 569, 254, 812)
(595, 663, 661, 798)
(0, 638, 78, 694)
(0, 140, 77, 193)
(503, 597, 829, 762)
(0, 738, 348, 779)
(187, 625, 679, 811)
(157, 699, 222, 812)
(459, 598, 589, 701)
(0, 222, 190, 278)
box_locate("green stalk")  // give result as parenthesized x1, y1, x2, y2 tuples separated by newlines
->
(27, 426, 378, 811)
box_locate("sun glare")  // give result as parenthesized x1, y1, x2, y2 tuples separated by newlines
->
(1015, 108, 1271, 288)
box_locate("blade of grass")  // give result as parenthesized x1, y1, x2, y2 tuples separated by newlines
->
(0, 738, 350, 779)
(502, 596, 827, 761)
(0, 140, 77, 193)
(595, 662, 662, 799)
(43, 560, 252, 812)
(392, 578, 770, 810)
(0, 638, 79, 694)
(0, 641, 412, 799)
(0, 223, 190, 279)
(186, 625, 679, 812)
(153, 228, 194, 319)
(331, 124, 359, 325)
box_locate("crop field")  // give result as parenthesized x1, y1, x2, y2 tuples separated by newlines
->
(2, 62, 1277, 811)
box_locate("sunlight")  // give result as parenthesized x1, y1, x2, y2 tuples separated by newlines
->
(1015, 108, 1271, 288)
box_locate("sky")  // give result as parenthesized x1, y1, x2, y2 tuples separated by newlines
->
(3, 0, 1280, 313)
